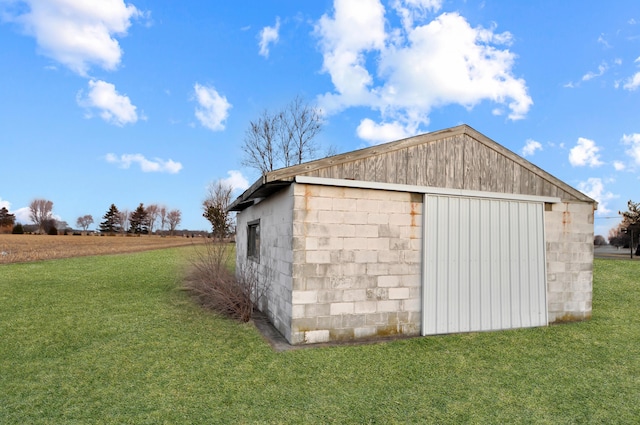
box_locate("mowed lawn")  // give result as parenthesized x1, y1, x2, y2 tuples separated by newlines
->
(1, 249, 639, 424)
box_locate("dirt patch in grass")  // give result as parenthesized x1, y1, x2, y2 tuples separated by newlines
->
(0, 234, 207, 264)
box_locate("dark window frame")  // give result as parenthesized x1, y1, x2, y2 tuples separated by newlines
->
(247, 219, 260, 262)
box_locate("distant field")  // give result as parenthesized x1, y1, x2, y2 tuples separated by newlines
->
(0, 234, 207, 264)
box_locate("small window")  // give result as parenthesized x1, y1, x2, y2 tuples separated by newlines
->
(247, 220, 260, 261)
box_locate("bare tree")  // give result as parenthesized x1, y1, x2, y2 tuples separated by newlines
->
(117, 209, 130, 234)
(241, 96, 323, 175)
(76, 215, 94, 232)
(29, 199, 53, 234)
(145, 204, 160, 234)
(203, 180, 233, 239)
(158, 206, 168, 235)
(608, 224, 628, 247)
(167, 209, 181, 236)
(620, 200, 640, 255)
(282, 95, 322, 166)
(242, 109, 280, 174)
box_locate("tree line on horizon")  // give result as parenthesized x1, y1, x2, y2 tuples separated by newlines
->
(98, 203, 182, 236)
(0, 200, 183, 236)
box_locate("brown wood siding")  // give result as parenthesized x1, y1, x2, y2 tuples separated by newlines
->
(263, 128, 588, 202)
(301, 133, 579, 200)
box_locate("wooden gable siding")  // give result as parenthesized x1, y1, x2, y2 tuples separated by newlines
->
(296, 133, 574, 200)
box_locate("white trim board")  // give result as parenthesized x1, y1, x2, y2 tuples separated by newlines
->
(294, 176, 562, 204)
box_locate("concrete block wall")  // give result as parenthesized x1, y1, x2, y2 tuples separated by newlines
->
(290, 184, 423, 344)
(236, 186, 295, 341)
(544, 201, 594, 323)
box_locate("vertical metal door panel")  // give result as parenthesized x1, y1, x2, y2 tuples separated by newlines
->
(458, 197, 471, 332)
(468, 198, 481, 331)
(436, 196, 449, 334)
(423, 196, 439, 335)
(422, 195, 547, 335)
(479, 199, 492, 330)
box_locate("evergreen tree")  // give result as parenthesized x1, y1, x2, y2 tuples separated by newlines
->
(129, 203, 149, 235)
(0, 207, 16, 232)
(99, 204, 121, 234)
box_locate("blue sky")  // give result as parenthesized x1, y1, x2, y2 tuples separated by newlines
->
(1, 0, 639, 236)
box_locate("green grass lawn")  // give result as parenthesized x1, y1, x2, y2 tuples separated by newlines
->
(1, 250, 639, 424)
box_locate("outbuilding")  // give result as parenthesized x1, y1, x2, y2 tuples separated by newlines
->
(229, 125, 596, 345)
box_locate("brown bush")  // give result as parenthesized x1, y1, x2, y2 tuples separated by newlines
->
(185, 241, 267, 322)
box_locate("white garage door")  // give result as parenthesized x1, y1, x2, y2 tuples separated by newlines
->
(422, 195, 547, 335)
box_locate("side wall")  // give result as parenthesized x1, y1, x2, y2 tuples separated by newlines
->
(290, 184, 423, 344)
(544, 201, 594, 322)
(236, 186, 295, 341)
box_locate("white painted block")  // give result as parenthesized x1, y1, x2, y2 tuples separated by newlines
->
(319, 210, 345, 224)
(304, 330, 330, 344)
(354, 327, 377, 338)
(343, 289, 367, 302)
(306, 250, 331, 264)
(356, 199, 380, 213)
(378, 251, 400, 263)
(354, 300, 377, 314)
(343, 238, 371, 251)
(388, 287, 410, 299)
(330, 302, 354, 315)
(333, 198, 356, 212)
(378, 275, 400, 287)
(344, 211, 368, 224)
(354, 251, 378, 263)
(292, 290, 318, 304)
(377, 300, 400, 312)
(367, 263, 390, 276)
(292, 304, 306, 318)
(367, 213, 388, 225)
(402, 298, 421, 312)
(357, 225, 379, 238)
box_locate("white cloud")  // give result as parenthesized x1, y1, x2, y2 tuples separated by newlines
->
(522, 139, 542, 157)
(315, 0, 386, 109)
(221, 170, 250, 192)
(315, 2, 532, 143)
(106, 153, 182, 174)
(392, 0, 444, 29)
(613, 161, 626, 171)
(13, 207, 32, 224)
(193, 83, 231, 131)
(622, 133, 640, 164)
(0, 197, 10, 210)
(356, 118, 415, 144)
(577, 177, 615, 215)
(2, 0, 143, 76)
(258, 17, 280, 58)
(77, 80, 140, 126)
(597, 34, 611, 49)
(623, 72, 640, 91)
(582, 63, 608, 81)
(569, 137, 603, 167)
